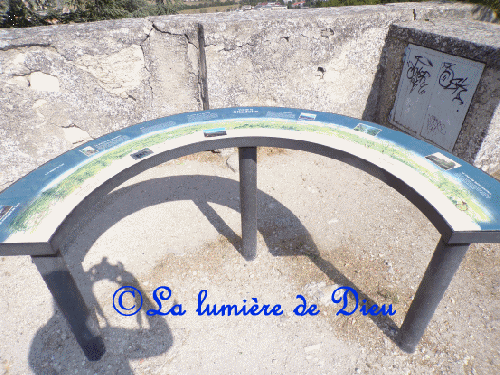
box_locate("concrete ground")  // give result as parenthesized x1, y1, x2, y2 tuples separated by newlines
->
(1, 148, 499, 375)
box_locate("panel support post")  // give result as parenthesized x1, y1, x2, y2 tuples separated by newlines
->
(239, 147, 257, 260)
(396, 238, 470, 353)
(31, 254, 105, 361)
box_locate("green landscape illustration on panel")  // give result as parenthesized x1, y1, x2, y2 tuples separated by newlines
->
(8, 118, 491, 235)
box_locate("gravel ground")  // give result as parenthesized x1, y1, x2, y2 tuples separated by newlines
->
(1, 148, 499, 375)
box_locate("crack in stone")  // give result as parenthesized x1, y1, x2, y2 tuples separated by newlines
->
(198, 23, 209, 110)
(299, 32, 325, 41)
(11, 72, 32, 77)
(140, 30, 154, 110)
(150, 22, 197, 48)
(317, 66, 326, 80)
(135, 20, 155, 106)
(187, 38, 199, 49)
(320, 28, 335, 37)
(0, 43, 51, 52)
(221, 42, 257, 52)
(140, 22, 154, 44)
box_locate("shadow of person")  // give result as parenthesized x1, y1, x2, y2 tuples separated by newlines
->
(28, 257, 173, 374)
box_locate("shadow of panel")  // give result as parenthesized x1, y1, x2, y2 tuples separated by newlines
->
(28, 171, 405, 373)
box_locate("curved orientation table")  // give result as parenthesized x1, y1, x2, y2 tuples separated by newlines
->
(1, 107, 500, 360)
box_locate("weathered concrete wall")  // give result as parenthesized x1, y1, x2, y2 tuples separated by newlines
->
(0, 2, 499, 191)
(0, 18, 203, 191)
(203, 7, 402, 117)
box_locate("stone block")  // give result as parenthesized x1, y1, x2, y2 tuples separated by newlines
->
(202, 7, 414, 118)
(0, 18, 201, 190)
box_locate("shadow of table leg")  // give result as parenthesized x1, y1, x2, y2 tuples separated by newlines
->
(31, 254, 105, 361)
(396, 238, 470, 353)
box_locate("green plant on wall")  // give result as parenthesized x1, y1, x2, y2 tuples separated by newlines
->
(2, 0, 497, 28)
(0, 0, 50, 27)
(0, 0, 183, 27)
(313, 0, 498, 19)
(467, 0, 499, 17)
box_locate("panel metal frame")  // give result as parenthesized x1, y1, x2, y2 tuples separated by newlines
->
(1, 131, 497, 360)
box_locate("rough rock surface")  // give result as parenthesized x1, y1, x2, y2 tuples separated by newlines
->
(1, 3, 500, 191)
(0, 18, 201, 192)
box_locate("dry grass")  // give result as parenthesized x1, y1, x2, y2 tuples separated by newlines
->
(179, 5, 239, 13)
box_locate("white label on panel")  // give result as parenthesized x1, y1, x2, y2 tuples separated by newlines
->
(390, 44, 484, 150)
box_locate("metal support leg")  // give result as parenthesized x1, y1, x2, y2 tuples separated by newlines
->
(396, 238, 470, 353)
(31, 254, 105, 361)
(239, 147, 257, 260)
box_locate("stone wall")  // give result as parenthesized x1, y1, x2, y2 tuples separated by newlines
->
(1, 2, 499, 191)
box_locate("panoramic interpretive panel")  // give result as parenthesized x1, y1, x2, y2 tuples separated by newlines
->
(390, 44, 484, 151)
(1, 107, 500, 248)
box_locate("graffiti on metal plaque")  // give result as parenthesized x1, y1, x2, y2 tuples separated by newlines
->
(390, 44, 484, 151)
